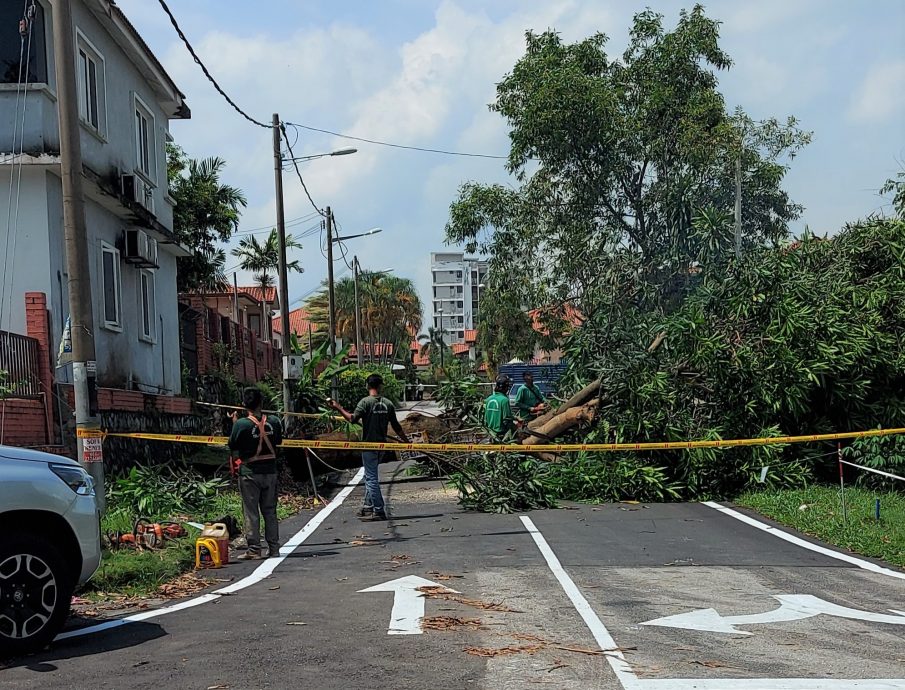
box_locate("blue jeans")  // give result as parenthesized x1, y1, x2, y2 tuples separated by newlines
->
(362, 451, 385, 512)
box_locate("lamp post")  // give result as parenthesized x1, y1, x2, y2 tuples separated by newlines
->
(438, 307, 445, 372)
(325, 225, 381, 400)
(274, 135, 356, 417)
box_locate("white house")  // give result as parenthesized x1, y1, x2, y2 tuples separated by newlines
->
(0, 0, 190, 394)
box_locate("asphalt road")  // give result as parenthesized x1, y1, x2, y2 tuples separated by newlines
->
(2, 462, 904, 690)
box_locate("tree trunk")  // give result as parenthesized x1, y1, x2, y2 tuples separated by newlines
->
(521, 399, 599, 446)
(528, 378, 601, 430)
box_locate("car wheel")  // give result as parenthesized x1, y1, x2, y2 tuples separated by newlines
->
(0, 534, 74, 657)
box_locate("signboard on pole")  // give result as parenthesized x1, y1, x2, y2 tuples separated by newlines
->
(82, 435, 103, 463)
(57, 317, 72, 367)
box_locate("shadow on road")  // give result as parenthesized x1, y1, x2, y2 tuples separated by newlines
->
(1, 621, 166, 671)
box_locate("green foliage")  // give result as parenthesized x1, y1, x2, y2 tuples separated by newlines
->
(843, 434, 905, 491)
(107, 465, 228, 519)
(545, 454, 683, 502)
(450, 452, 557, 513)
(738, 485, 905, 567)
(167, 143, 247, 293)
(0, 369, 11, 397)
(231, 229, 303, 296)
(435, 372, 485, 418)
(334, 365, 403, 411)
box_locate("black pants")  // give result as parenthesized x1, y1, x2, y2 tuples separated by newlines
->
(239, 472, 279, 554)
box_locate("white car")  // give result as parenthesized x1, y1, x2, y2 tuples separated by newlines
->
(0, 446, 101, 656)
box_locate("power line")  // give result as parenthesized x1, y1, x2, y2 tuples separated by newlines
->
(280, 122, 326, 217)
(155, 0, 271, 129)
(284, 121, 508, 159)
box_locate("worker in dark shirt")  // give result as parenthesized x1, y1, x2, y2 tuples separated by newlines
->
(228, 387, 283, 559)
(330, 374, 410, 521)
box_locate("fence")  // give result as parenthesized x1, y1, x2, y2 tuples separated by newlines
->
(0, 330, 41, 397)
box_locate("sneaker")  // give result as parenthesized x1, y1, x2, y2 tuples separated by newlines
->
(357, 506, 374, 518)
(237, 550, 262, 561)
(267, 545, 282, 558)
(363, 510, 388, 522)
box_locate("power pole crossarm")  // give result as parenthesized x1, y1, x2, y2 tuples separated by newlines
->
(52, 0, 103, 511)
(273, 113, 292, 421)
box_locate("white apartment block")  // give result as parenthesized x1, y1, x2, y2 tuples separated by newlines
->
(430, 252, 488, 344)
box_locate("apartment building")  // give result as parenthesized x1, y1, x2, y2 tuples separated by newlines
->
(430, 251, 488, 344)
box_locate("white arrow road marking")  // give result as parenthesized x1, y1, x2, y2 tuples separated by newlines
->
(642, 594, 905, 635)
(358, 575, 458, 635)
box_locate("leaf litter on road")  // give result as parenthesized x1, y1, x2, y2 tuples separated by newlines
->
(417, 585, 521, 612)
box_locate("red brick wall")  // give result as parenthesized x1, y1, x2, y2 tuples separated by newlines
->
(24, 292, 55, 443)
(60, 385, 193, 414)
(0, 398, 50, 446)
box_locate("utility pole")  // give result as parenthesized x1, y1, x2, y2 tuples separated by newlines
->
(325, 207, 338, 399)
(52, 0, 103, 511)
(272, 113, 292, 420)
(353, 255, 362, 366)
(232, 272, 239, 323)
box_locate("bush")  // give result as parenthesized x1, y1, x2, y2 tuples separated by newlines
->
(335, 366, 403, 411)
(435, 374, 485, 418)
(107, 465, 228, 519)
(843, 434, 905, 491)
(450, 452, 557, 513)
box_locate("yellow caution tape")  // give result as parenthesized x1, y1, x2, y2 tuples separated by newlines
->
(84, 427, 905, 453)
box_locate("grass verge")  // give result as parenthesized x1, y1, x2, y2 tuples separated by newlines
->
(84, 490, 312, 597)
(736, 484, 905, 568)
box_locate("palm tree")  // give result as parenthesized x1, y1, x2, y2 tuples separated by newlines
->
(303, 270, 422, 364)
(168, 146, 247, 293)
(418, 326, 450, 374)
(232, 229, 303, 340)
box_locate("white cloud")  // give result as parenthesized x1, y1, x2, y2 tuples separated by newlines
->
(848, 60, 905, 123)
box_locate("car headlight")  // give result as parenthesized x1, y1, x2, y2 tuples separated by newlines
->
(50, 463, 96, 496)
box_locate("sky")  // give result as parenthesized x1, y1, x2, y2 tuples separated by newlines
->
(116, 0, 905, 316)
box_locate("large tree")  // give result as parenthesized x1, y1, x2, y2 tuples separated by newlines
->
(448, 6, 810, 342)
(167, 144, 247, 293)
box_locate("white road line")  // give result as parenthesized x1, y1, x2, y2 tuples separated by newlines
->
(702, 501, 905, 581)
(640, 680, 905, 689)
(56, 468, 365, 642)
(519, 515, 641, 690)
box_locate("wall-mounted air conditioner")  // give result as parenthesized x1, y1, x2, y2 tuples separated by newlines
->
(121, 173, 155, 214)
(123, 228, 159, 269)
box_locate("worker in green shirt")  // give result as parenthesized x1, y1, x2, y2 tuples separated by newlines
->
(515, 371, 548, 421)
(484, 375, 517, 440)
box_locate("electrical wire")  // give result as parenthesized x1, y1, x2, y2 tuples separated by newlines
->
(155, 0, 271, 129)
(284, 121, 508, 160)
(1, 0, 35, 333)
(280, 122, 326, 217)
(234, 211, 320, 236)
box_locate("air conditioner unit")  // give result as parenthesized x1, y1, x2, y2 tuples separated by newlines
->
(121, 173, 155, 214)
(123, 228, 159, 268)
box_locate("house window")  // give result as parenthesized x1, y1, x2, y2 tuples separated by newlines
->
(456, 286, 463, 294)
(139, 270, 156, 342)
(134, 95, 156, 182)
(76, 32, 105, 134)
(100, 243, 121, 330)
(0, 2, 47, 84)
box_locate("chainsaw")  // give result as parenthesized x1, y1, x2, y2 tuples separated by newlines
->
(107, 518, 187, 549)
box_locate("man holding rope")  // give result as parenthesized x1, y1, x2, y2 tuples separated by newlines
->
(229, 387, 283, 559)
(330, 374, 410, 521)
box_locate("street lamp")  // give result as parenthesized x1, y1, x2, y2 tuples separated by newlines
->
(437, 307, 445, 372)
(275, 136, 356, 420)
(323, 213, 384, 385)
(287, 147, 358, 163)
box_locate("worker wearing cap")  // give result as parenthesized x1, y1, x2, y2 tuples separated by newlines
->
(484, 375, 517, 441)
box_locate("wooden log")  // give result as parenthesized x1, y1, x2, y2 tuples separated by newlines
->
(521, 399, 599, 446)
(528, 378, 601, 430)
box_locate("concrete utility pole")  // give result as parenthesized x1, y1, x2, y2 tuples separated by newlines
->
(325, 207, 338, 399)
(272, 114, 292, 420)
(51, 0, 103, 511)
(353, 255, 362, 366)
